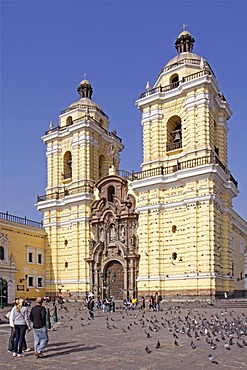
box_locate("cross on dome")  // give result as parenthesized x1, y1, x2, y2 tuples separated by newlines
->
(181, 23, 188, 31)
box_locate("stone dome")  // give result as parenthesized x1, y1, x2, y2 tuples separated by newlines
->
(164, 52, 202, 68)
(79, 79, 91, 86)
(177, 30, 192, 38)
(68, 97, 102, 111)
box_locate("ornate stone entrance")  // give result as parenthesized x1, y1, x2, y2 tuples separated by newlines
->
(86, 172, 139, 300)
(102, 260, 124, 300)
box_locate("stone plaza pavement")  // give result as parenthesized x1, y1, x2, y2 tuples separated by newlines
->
(0, 299, 247, 370)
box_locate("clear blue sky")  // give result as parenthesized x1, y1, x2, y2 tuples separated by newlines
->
(1, 0, 247, 222)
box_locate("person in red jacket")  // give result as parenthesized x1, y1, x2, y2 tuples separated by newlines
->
(30, 297, 49, 358)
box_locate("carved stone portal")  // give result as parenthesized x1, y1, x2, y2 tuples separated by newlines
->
(86, 175, 139, 300)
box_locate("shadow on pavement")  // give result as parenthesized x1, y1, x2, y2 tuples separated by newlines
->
(45, 344, 101, 358)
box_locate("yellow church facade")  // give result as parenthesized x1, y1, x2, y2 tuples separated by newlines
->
(36, 30, 247, 299)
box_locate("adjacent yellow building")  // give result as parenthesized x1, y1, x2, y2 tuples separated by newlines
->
(0, 212, 46, 303)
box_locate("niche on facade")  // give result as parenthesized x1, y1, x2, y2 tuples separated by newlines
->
(63, 151, 72, 181)
(166, 115, 182, 152)
(107, 186, 115, 203)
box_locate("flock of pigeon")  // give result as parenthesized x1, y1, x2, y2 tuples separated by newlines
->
(56, 301, 247, 367)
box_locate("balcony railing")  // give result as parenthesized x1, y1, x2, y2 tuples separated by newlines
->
(62, 172, 72, 180)
(0, 212, 43, 228)
(45, 116, 122, 143)
(37, 156, 238, 203)
(139, 69, 211, 99)
(166, 140, 182, 152)
(37, 182, 95, 202)
(130, 154, 238, 187)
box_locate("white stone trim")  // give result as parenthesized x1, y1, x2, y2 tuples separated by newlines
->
(137, 272, 233, 281)
(43, 217, 91, 228)
(46, 278, 90, 284)
(36, 193, 93, 212)
(72, 134, 99, 148)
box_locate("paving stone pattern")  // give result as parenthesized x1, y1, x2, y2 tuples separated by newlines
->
(0, 300, 247, 370)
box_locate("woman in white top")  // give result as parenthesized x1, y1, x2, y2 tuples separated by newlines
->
(12, 298, 31, 357)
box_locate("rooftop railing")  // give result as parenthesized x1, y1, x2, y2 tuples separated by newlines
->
(130, 154, 238, 188)
(45, 116, 122, 143)
(0, 211, 43, 229)
(60, 103, 109, 119)
(139, 69, 211, 99)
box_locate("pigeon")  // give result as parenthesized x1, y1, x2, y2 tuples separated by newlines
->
(224, 343, 230, 350)
(156, 340, 161, 349)
(237, 341, 243, 348)
(145, 346, 152, 354)
(208, 354, 218, 364)
(190, 341, 196, 349)
(174, 340, 179, 346)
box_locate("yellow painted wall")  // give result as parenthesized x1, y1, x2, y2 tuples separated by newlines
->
(0, 218, 46, 301)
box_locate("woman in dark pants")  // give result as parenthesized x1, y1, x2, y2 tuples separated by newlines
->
(12, 298, 31, 357)
(8, 299, 29, 352)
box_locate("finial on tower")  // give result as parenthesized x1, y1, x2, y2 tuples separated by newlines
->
(175, 27, 195, 54)
(77, 77, 93, 99)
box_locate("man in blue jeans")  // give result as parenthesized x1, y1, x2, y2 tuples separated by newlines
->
(30, 297, 49, 358)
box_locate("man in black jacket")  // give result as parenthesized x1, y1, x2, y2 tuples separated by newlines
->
(30, 297, 49, 358)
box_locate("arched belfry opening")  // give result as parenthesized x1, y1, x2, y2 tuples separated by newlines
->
(63, 151, 72, 180)
(86, 175, 139, 300)
(166, 115, 182, 152)
(170, 74, 179, 88)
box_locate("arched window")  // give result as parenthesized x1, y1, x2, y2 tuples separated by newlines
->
(166, 115, 182, 152)
(170, 74, 179, 88)
(66, 116, 73, 126)
(0, 246, 4, 260)
(108, 186, 115, 203)
(63, 151, 72, 180)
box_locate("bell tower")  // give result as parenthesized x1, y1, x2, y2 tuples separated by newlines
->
(36, 79, 124, 297)
(133, 30, 238, 298)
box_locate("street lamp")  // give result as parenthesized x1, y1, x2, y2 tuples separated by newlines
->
(0, 277, 7, 309)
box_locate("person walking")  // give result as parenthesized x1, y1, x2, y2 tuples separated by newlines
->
(87, 295, 94, 319)
(12, 298, 31, 357)
(8, 298, 31, 353)
(141, 296, 146, 310)
(30, 297, 49, 358)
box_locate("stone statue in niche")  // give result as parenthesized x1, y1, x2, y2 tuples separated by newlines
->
(110, 224, 116, 241)
(99, 228, 104, 242)
(89, 239, 95, 252)
(120, 225, 125, 242)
